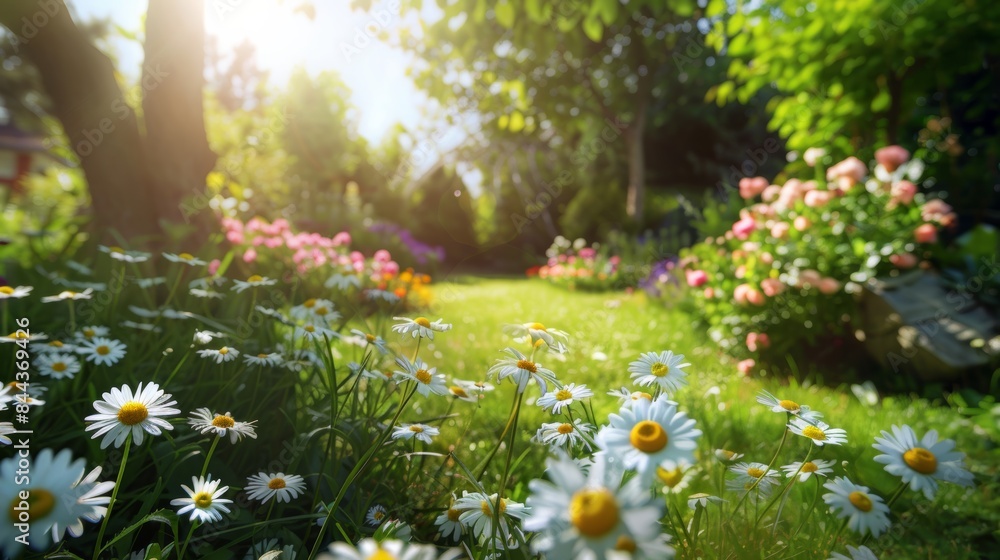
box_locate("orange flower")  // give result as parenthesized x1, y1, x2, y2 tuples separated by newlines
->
(394, 287, 408, 299)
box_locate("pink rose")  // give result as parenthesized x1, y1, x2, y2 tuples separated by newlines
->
(746, 288, 765, 306)
(890, 181, 917, 206)
(332, 232, 352, 246)
(804, 190, 834, 208)
(818, 277, 841, 295)
(686, 269, 708, 287)
(921, 199, 956, 226)
(826, 156, 867, 186)
(735, 265, 747, 279)
(350, 251, 365, 263)
(803, 147, 827, 167)
(739, 176, 769, 199)
(703, 287, 715, 299)
(760, 252, 774, 265)
(793, 216, 811, 231)
(760, 278, 784, 297)
(732, 216, 757, 240)
(383, 261, 400, 276)
(242, 248, 257, 263)
(746, 332, 771, 352)
(890, 253, 918, 269)
(875, 145, 910, 172)
(737, 359, 756, 376)
(799, 269, 822, 288)
(733, 283, 751, 305)
(762, 185, 782, 202)
(226, 230, 244, 244)
(374, 249, 392, 263)
(770, 222, 790, 239)
(914, 223, 938, 244)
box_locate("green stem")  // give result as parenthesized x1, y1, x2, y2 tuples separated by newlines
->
(199, 437, 221, 479)
(791, 476, 823, 540)
(68, 300, 76, 333)
(178, 519, 200, 560)
(489, 390, 525, 554)
(758, 445, 814, 532)
(729, 426, 789, 520)
(93, 437, 130, 560)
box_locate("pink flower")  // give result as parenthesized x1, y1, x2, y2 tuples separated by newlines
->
(737, 359, 756, 376)
(350, 251, 365, 263)
(776, 179, 804, 209)
(374, 249, 392, 263)
(803, 148, 827, 167)
(746, 288, 765, 306)
(609, 256, 621, 266)
(761, 185, 782, 202)
(578, 248, 597, 259)
(243, 248, 257, 263)
(804, 190, 834, 208)
(890, 253, 918, 269)
(818, 277, 841, 295)
(383, 261, 400, 276)
(793, 216, 811, 231)
(686, 269, 708, 287)
(799, 269, 822, 288)
(703, 287, 715, 299)
(733, 283, 751, 305)
(875, 145, 910, 172)
(735, 265, 746, 279)
(921, 199, 956, 226)
(914, 223, 938, 244)
(208, 259, 221, 276)
(732, 216, 757, 240)
(746, 332, 771, 352)
(264, 237, 283, 249)
(739, 177, 769, 199)
(826, 156, 867, 186)
(770, 222, 790, 239)
(332, 232, 351, 246)
(890, 181, 917, 206)
(760, 278, 784, 297)
(760, 252, 774, 265)
(226, 230, 245, 244)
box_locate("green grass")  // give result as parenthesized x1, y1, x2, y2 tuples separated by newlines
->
(408, 278, 999, 558)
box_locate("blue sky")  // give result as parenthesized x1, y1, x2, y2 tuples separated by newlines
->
(69, 0, 430, 144)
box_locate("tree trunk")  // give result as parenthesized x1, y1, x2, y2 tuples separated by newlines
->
(0, 0, 159, 241)
(624, 102, 647, 221)
(143, 0, 216, 231)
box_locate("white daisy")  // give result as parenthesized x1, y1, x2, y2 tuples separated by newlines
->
(534, 419, 595, 451)
(366, 504, 389, 526)
(0, 285, 32, 299)
(536, 383, 593, 414)
(190, 276, 228, 290)
(872, 424, 974, 499)
(728, 462, 781, 491)
(121, 321, 161, 332)
(1, 422, 15, 445)
(782, 459, 836, 482)
(822, 476, 891, 538)
(170, 476, 233, 523)
(163, 252, 207, 266)
(317, 539, 447, 560)
(84, 382, 180, 448)
(365, 289, 400, 303)
(244, 539, 297, 560)
(255, 305, 290, 323)
(193, 330, 224, 345)
(325, 273, 361, 291)
(244, 352, 284, 367)
(435, 501, 465, 541)
(0, 449, 114, 554)
(37, 339, 78, 354)
(35, 353, 82, 380)
(75, 325, 110, 341)
(189, 288, 224, 299)
(687, 493, 725, 510)
(41, 288, 93, 302)
(657, 465, 696, 493)
(524, 452, 674, 560)
(393, 357, 449, 397)
(76, 337, 127, 366)
(725, 476, 775, 504)
(291, 298, 340, 323)
(755, 390, 823, 422)
(628, 351, 690, 395)
(448, 379, 495, 402)
(0, 381, 47, 408)
(606, 387, 656, 407)
(595, 395, 702, 487)
(66, 260, 93, 276)
(392, 423, 440, 444)
(137, 277, 166, 289)
(245, 472, 307, 504)
(829, 545, 879, 560)
(1, 330, 48, 343)
(391, 316, 452, 339)
(232, 275, 277, 293)
(788, 418, 848, 447)
(504, 322, 570, 353)
(188, 409, 258, 444)
(714, 449, 745, 462)
(349, 329, 390, 355)
(197, 346, 240, 364)
(452, 491, 529, 542)
(99, 245, 151, 263)
(293, 323, 337, 342)
(487, 347, 560, 394)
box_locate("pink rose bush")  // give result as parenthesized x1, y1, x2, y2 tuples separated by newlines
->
(679, 146, 952, 365)
(533, 236, 626, 291)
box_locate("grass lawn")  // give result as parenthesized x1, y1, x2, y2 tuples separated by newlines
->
(402, 277, 998, 558)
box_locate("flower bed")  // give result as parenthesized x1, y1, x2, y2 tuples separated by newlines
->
(531, 236, 625, 291)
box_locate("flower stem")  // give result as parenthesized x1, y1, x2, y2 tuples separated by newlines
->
(200, 437, 221, 479)
(92, 437, 130, 560)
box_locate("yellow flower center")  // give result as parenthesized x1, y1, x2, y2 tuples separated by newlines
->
(651, 362, 669, 377)
(414, 317, 431, 328)
(903, 447, 938, 474)
(450, 386, 468, 398)
(848, 491, 873, 512)
(657, 466, 684, 488)
(8, 489, 56, 522)
(409, 425, 424, 433)
(218, 347, 229, 355)
(179, 253, 195, 260)
(373, 510, 385, 521)
(268, 478, 286, 490)
(800, 462, 819, 473)
(633, 392, 653, 401)
(257, 353, 268, 359)
(96, 345, 111, 355)
(528, 322, 546, 331)
(212, 415, 235, 429)
(555, 389, 573, 401)
(193, 491, 213, 509)
(802, 426, 827, 441)
(117, 401, 149, 426)
(303, 298, 316, 308)
(747, 467, 766, 478)
(447, 507, 461, 522)
(247, 275, 263, 283)
(630, 420, 668, 453)
(367, 549, 394, 560)
(719, 450, 737, 460)
(615, 535, 637, 553)
(779, 399, 800, 412)
(569, 489, 619, 537)
(52, 362, 67, 372)
(315, 306, 329, 315)
(50, 341, 64, 348)
(8, 332, 28, 340)
(0, 287, 13, 295)
(480, 498, 507, 516)
(83, 328, 96, 338)
(516, 359, 538, 373)
(365, 334, 376, 342)
(415, 369, 432, 384)
(304, 325, 315, 333)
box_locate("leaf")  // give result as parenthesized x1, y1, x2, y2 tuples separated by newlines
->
(596, 0, 618, 25)
(497, 114, 509, 130)
(508, 111, 525, 133)
(870, 90, 891, 112)
(582, 14, 603, 42)
(495, 1, 515, 28)
(472, 0, 487, 23)
(525, 0, 545, 22)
